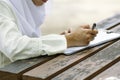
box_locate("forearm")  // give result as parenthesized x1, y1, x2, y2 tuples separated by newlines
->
(0, 17, 67, 62)
(12, 34, 67, 61)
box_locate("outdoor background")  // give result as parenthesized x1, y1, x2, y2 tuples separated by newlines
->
(41, 0, 120, 35)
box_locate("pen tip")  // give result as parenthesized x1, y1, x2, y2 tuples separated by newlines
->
(93, 23, 96, 26)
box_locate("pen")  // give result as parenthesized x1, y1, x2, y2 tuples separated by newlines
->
(92, 23, 96, 30)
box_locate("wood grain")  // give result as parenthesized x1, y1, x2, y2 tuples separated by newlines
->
(52, 40, 120, 80)
(92, 61, 120, 80)
(0, 56, 55, 80)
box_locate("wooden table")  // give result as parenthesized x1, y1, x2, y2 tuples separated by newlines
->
(0, 14, 120, 80)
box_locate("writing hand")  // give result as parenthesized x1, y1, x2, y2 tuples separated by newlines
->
(65, 25, 98, 47)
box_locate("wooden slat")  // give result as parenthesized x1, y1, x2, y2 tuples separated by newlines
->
(22, 44, 110, 80)
(92, 61, 120, 80)
(22, 14, 120, 80)
(0, 56, 55, 80)
(97, 13, 120, 29)
(52, 40, 120, 80)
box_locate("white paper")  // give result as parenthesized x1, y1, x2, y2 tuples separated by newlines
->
(64, 29, 120, 55)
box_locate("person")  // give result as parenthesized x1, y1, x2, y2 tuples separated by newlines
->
(0, 0, 98, 68)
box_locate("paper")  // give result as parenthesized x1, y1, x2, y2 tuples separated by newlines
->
(64, 29, 120, 55)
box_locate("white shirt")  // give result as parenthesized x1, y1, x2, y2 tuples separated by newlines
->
(0, 0, 67, 68)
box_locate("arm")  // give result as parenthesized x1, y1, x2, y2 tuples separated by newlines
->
(0, 1, 67, 62)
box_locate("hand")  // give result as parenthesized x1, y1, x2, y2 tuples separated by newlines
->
(65, 25, 98, 47)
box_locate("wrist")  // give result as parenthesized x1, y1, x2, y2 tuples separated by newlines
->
(65, 34, 74, 47)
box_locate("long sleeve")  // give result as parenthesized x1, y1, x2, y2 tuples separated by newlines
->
(0, 1, 67, 67)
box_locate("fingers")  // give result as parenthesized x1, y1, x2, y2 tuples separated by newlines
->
(80, 25, 91, 29)
(86, 29, 98, 42)
(80, 33, 95, 46)
(86, 29, 98, 35)
(86, 34, 95, 41)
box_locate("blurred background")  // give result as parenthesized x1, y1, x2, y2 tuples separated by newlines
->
(41, 0, 120, 35)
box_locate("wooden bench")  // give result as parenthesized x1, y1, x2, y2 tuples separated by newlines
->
(0, 14, 120, 80)
(0, 56, 57, 80)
